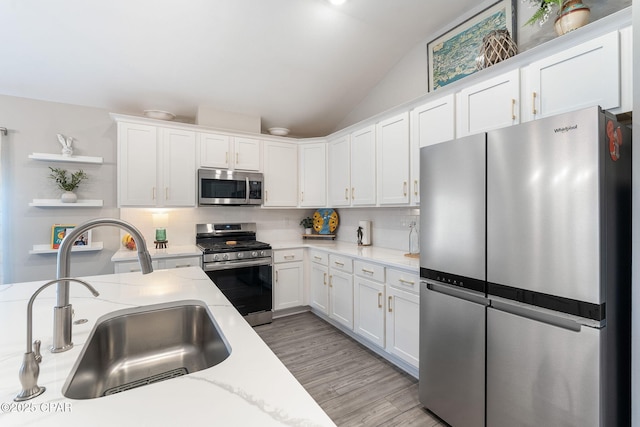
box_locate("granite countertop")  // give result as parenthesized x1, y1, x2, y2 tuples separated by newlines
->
(270, 241, 420, 272)
(0, 267, 335, 426)
(111, 245, 202, 262)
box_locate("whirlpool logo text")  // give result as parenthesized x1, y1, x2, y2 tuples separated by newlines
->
(553, 125, 578, 133)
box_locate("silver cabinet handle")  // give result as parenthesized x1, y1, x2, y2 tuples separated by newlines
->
(275, 271, 279, 283)
(414, 180, 418, 196)
(284, 255, 295, 260)
(378, 292, 382, 308)
(398, 278, 415, 286)
(511, 98, 516, 120)
(362, 268, 374, 275)
(532, 91, 537, 115)
(174, 264, 191, 268)
(329, 275, 333, 287)
(352, 187, 355, 200)
(152, 187, 156, 200)
(344, 188, 349, 200)
(334, 261, 344, 267)
(388, 296, 393, 312)
(323, 272, 327, 285)
(314, 255, 323, 261)
(403, 181, 407, 196)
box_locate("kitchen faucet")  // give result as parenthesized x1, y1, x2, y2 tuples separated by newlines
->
(15, 278, 99, 401)
(52, 218, 153, 353)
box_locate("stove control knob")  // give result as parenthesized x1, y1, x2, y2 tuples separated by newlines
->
(237, 252, 245, 259)
(223, 253, 230, 261)
(259, 250, 265, 257)
(251, 251, 258, 258)
(213, 254, 219, 261)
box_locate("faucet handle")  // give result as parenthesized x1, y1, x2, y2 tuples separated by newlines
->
(33, 340, 42, 363)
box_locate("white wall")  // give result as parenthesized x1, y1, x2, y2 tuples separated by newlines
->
(0, 95, 120, 283)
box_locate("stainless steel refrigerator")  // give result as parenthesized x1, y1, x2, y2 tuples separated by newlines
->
(419, 106, 631, 427)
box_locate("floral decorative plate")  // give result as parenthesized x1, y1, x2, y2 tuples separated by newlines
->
(313, 208, 339, 234)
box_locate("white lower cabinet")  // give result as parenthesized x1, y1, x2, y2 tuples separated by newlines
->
(309, 251, 330, 314)
(328, 254, 354, 329)
(113, 255, 201, 274)
(273, 249, 304, 311)
(354, 275, 385, 348)
(386, 278, 420, 369)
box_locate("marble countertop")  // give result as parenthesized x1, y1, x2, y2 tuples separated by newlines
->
(0, 267, 335, 426)
(270, 240, 420, 272)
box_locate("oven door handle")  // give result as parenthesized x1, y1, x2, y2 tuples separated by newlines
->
(204, 258, 272, 271)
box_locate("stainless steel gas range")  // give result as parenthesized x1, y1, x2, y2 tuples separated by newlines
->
(196, 223, 273, 326)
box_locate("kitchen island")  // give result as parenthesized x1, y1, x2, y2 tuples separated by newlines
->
(0, 267, 336, 426)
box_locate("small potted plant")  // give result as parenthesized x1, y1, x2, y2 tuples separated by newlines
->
(48, 167, 88, 203)
(300, 217, 314, 235)
(523, 0, 590, 35)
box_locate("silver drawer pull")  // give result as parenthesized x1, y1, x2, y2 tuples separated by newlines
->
(313, 256, 323, 261)
(174, 264, 191, 268)
(284, 255, 295, 260)
(398, 278, 415, 286)
(334, 261, 345, 267)
(362, 268, 374, 274)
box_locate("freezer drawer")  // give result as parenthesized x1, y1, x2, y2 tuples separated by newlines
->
(419, 282, 486, 427)
(487, 305, 601, 427)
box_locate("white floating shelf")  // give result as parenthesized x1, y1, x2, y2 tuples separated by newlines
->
(29, 242, 104, 255)
(29, 199, 104, 207)
(29, 152, 104, 164)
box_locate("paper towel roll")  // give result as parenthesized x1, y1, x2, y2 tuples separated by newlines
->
(358, 221, 371, 246)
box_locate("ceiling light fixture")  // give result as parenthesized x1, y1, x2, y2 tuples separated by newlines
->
(328, 0, 346, 5)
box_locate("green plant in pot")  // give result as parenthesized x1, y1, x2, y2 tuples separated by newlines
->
(48, 167, 88, 203)
(524, 0, 590, 35)
(300, 217, 314, 235)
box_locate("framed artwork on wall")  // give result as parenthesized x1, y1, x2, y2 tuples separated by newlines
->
(51, 224, 92, 249)
(427, 0, 516, 92)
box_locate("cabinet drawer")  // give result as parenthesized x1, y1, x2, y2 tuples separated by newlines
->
(329, 254, 353, 273)
(163, 256, 201, 269)
(309, 250, 329, 266)
(387, 268, 420, 294)
(114, 260, 159, 274)
(274, 248, 304, 263)
(354, 260, 385, 283)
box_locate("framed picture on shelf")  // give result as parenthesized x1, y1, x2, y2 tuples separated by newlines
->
(427, 0, 516, 91)
(50, 225, 92, 249)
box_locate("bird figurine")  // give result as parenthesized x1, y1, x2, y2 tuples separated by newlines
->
(57, 133, 74, 157)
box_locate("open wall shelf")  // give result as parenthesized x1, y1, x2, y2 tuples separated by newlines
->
(29, 242, 104, 254)
(29, 153, 104, 164)
(29, 199, 104, 207)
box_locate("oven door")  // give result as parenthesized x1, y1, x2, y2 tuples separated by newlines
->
(203, 258, 272, 326)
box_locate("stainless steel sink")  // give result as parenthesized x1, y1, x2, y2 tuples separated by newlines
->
(62, 300, 231, 399)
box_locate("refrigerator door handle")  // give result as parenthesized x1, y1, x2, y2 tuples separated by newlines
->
(491, 300, 582, 332)
(425, 281, 489, 306)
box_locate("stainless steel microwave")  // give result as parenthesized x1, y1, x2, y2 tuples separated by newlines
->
(198, 169, 263, 206)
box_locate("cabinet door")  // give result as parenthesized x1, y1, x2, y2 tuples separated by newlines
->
(234, 136, 261, 171)
(329, 269, 354, 330)
(299, 142, 327, 207)
(411, 94, 455, 205)
(524, 31, 620, 122)
(263, 141, 298, 207)
(327, 135, 351, 206)
(274, 262, 304, 310)
(198, 132, 230, 168)
(118, 122, 158, 206)
(457, 69, 520, 137)
(161, 128, 196, 207)
(354, 277, 385, 348)
(386, 286, 419, 368)
(310, 262, 329, 315)
(162, 256, 201, 270)
(377, 112, 410, 205)
(350, 125, 376, 206)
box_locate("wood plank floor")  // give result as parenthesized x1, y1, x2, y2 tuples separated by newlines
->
(254, 312, 445, 427)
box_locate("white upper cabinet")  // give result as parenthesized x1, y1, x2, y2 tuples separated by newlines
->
(522, 30, 621, 122)
(160, 128, 196, 206)
(299, 142, 327, 207)
(263, 140, 298, 207)
(456, 68, 520, 137)
(350, 125, 376, 206)
(234, 137, 261, 171)
(198, 132, 230, 169)
(410, 94, 455, 205)
(198, 132, 261, 171)
(117, 122, 196, 207)
(327, 135, 351, 207)
(377, 112, 410, 205)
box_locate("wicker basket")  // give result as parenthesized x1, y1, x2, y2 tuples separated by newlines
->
(477, 29, 517, 70)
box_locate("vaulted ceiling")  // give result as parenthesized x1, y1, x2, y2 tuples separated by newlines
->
(1, 0, 482, 137)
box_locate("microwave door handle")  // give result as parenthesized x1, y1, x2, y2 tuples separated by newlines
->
(245, 177, 250, 204)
